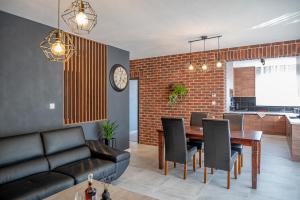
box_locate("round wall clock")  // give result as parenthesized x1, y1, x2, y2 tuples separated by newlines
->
(109, 64, 128, 92)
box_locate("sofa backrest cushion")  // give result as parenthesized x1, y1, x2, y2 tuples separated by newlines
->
(41, 126, 86, 155)
(0, 133, 49, 184)
(47, 146, 91, 169)
(0, 133, 45, 167)
(0, 157, 49, 184)
(41, 126, 91, 169)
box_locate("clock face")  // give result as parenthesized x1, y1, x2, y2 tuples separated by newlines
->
(110, 64, 128, 91)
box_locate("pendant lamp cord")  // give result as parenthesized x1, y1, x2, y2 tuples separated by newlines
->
(203, 39, 206, 63)
(217, 37, 220, 60)
(57, 0, 60, 30)
(189, 42, 192, 64)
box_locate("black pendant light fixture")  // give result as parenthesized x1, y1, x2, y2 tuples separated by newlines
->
(216, 36, 222, 68)
(62, 0, 97, 35)
(40, 0, 75, 62)
(188, 42, 194, 71)
(188, 35, 223, 72)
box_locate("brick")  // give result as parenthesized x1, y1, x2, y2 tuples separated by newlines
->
(130, 40, 300, 146)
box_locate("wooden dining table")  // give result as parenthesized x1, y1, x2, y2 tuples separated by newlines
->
(157, 126, 262, 189)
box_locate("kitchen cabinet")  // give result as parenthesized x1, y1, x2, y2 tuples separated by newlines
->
(233, 67, 255, 97)
(286, 117, 300, 161)
(244, 114, 261, 131)
(244, 114, 286, 135)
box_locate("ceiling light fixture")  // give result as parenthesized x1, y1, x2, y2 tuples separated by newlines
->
(40, 0, 75, 62)
(188, 35, 223, 72)
(62, 0, 97, 35)
(216, 36, 222, 68)
(188, 42, 194, 71)
(201, 36, 208, 71)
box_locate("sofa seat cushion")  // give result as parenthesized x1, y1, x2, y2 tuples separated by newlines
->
(54, 158, 116, 184)
(0, 172, 74, 200)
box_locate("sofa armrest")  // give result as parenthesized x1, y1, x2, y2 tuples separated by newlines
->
(86, 140, 130, 163)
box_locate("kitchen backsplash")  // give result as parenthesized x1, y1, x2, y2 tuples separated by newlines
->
(230, 97, 300, 113)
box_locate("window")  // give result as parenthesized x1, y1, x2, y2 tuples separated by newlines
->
(255, 57, 300, 106)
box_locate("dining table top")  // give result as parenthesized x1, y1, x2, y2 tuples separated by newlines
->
(157, 126, 262, 142)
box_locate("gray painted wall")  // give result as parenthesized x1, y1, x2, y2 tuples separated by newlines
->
(129, 80, 138, 132)
(0, 11, 129, 150)
(0, 11, 64, 135)
(107, 46, 130, 150)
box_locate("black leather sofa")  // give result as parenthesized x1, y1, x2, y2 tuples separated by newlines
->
(0, 126, 130, 200)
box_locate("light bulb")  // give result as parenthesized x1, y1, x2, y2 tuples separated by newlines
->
(51, 41, 66, 56)
(202, 64, 208, 71)
(75, 12, 88, 27)
(216, 61, 222, 68)
(188, 63, 194, 70)
(212, 100, 216, 106)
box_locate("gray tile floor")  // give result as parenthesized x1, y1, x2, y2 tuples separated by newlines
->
(113, 135, 300, 200)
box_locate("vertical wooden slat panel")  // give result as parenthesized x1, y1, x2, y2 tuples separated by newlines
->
(77, 37, 80, 123)
(64, 58, 67, 124)
(97, 43, 101, 120)
(100, 44, 103, 119)
(96, 43, 99, 120)
(104, 45, 107, 118)
(72, 35, 75, 124)
(64, 35, 108, 124)
(91, 41, 94, 121)
(81, 37, 84, 122)
(94, 42, 97, 121)
(67, 45, 70, 124)
(85, 38, 88, 122)
(74, 36, 77, 123)
(102, 44, 105, 119)
(88, 40, 91, 121)
(92, 41, 95, 121)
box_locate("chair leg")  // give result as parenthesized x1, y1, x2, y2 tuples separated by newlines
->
(199, 150, 202, 168)
(204, 167, 207, 183)
(227, 171, 230, 189)
(174, 162, 176, 168)
(238, 155, 241, 174)
(211, 168, 214, 174)
(241, 153, 244, 167)
(183, 161, 187, 179)
(234, 160, 238, 179)
(164, 161, 168, 175)
(193, 155, 196, 172)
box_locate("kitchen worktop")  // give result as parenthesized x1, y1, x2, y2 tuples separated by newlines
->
(226, 111, 300, 125)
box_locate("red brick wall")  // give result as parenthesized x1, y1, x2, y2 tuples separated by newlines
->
(130, 40, 300, 146)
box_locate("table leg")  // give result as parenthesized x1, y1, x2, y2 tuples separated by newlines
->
(252, 141, 258, 189)
(158, 131, 164, 169)
(258, 141, 261, 174)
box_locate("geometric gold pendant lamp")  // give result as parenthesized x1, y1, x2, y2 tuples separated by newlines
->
(40, 0, 97, 62)
(40, 0, 75, 62)
(62, 0, 97, 35)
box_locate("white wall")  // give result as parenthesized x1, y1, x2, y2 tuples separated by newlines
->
(129, 80, 138, 132)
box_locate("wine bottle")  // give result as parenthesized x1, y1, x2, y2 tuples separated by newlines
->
(85, 173, 97, 200)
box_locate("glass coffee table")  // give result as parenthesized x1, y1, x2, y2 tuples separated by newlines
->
(44, 180, 156, 200)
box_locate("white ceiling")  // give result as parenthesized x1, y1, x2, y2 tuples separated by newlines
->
(1, 0, 300, 59)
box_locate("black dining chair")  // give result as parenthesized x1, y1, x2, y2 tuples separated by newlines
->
(161, 117, 197, 179)
(223, 113, 244, 174)
(187, 112, 208, 168)
(202, 119, 238, 189)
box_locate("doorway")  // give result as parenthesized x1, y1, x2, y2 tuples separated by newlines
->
(129, 79, 139, 143)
